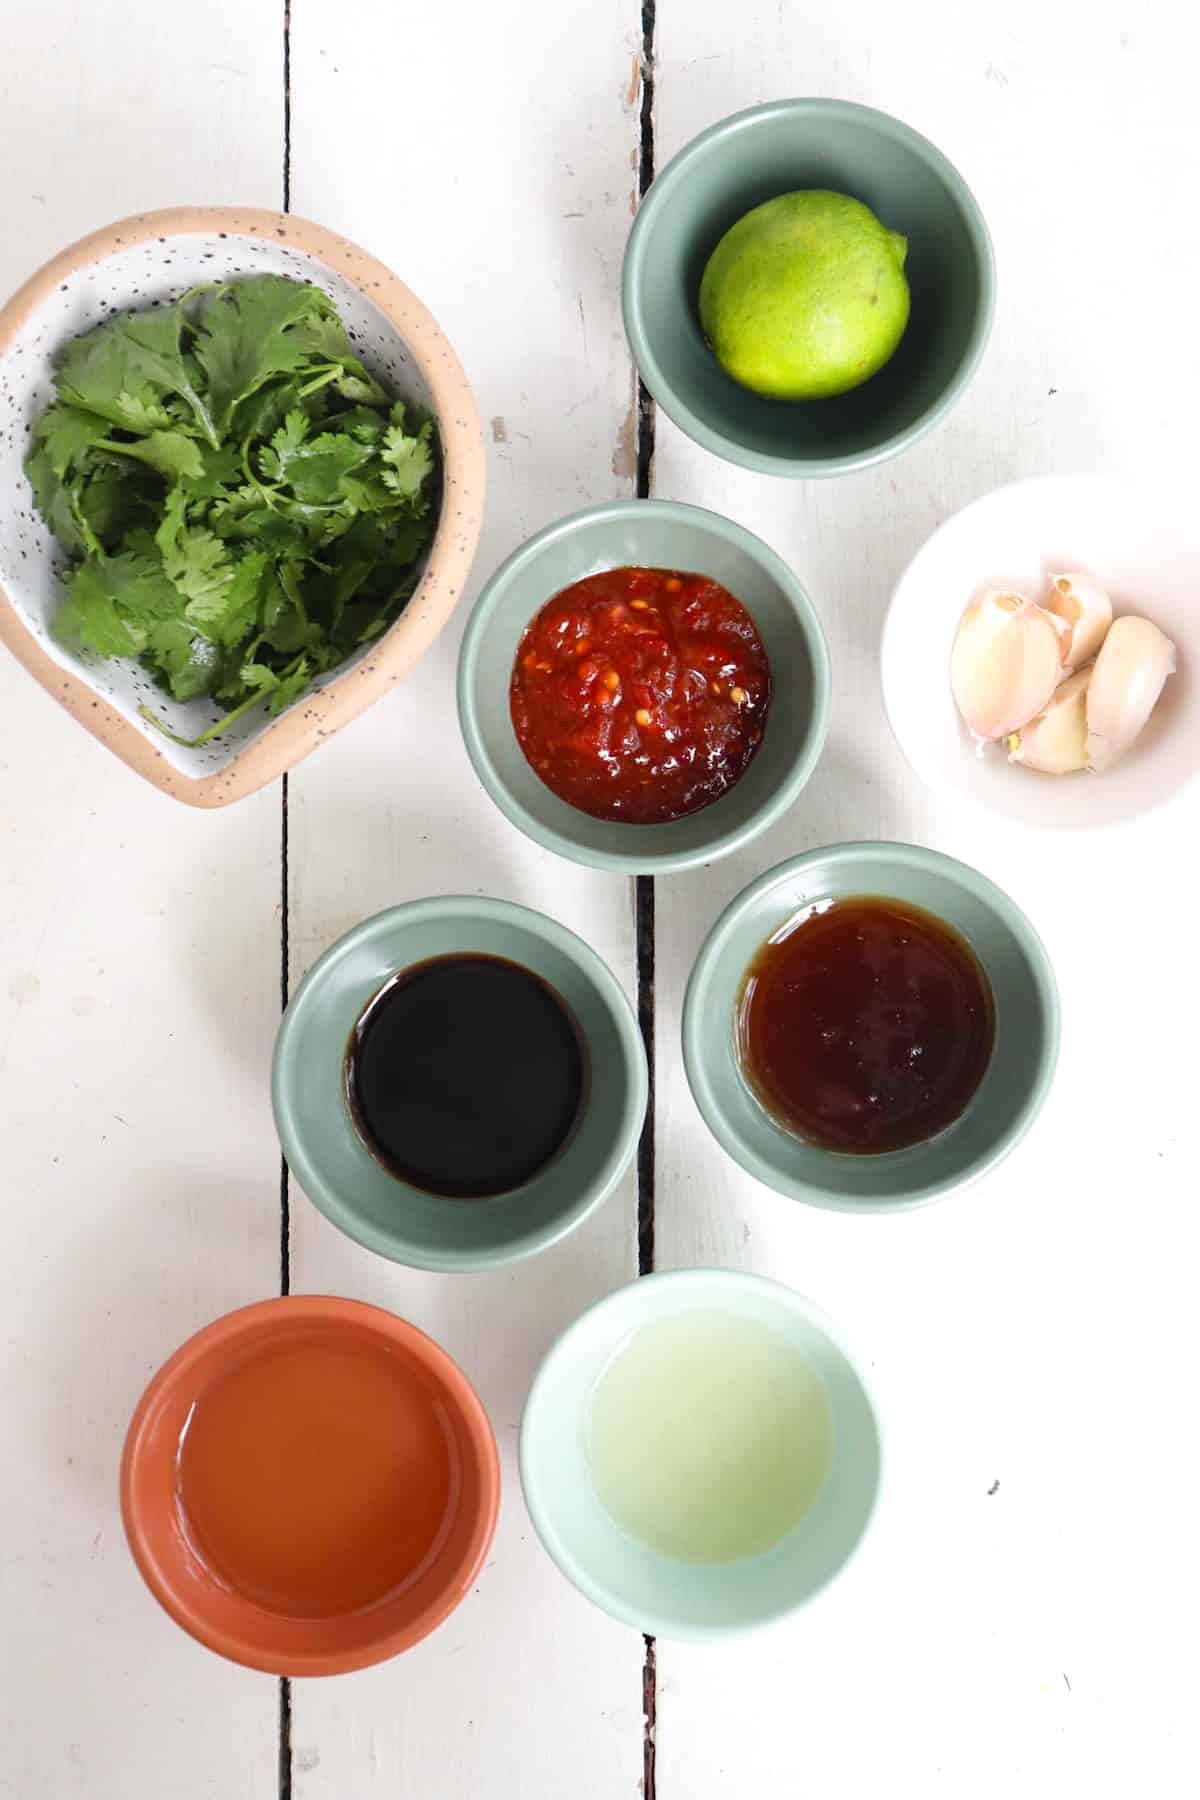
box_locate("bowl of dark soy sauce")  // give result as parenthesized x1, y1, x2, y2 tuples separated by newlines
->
(274, 898, 648, 1270)
(683, 843, 1059, 1212)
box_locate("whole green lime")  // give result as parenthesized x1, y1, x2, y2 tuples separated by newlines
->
(699, 191, 910, 401)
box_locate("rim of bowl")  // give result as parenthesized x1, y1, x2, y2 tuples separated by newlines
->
(0, 205, 486, 808)
(880, 470, 1200, 830)
(272, 896, 649, 1270)
(120, 1295, 500, 1675)
(456, 498, 832, 872)
(681, 840, 1061, 1212)
(621, 98, 996, 478)
(519, 1267, 884, 1641)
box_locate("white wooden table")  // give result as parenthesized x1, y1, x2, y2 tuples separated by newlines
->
(2, 3, 1198, 1795)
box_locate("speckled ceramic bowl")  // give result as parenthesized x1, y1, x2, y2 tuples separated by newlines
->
(0, 207, 485, 806)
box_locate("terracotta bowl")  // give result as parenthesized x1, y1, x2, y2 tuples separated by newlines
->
(120, 1296, 500, 1675)
(0, 207, 485, 806)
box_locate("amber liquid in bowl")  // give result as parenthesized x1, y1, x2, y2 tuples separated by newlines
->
(176, 1333, 458, 1618)
(738, 897, 995, 1154)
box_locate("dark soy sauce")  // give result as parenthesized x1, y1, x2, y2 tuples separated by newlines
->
(345, 954, 585, 1198)
(738, 898, 995, 1155)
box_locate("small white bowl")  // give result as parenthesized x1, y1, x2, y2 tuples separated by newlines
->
(881, 474, 1199, 830)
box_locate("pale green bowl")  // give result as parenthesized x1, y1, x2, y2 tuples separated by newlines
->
(272, 897, 647, 1271)
(520, 1269, 882, 1639)
(622, 98, 995, 477)
(683, 843, 1059, 1212)
(457, 500, 831, 874)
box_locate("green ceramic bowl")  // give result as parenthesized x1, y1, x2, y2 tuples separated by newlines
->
(622, 99, 995, 477)
(272, 898, 647, 1271)
(457, 500, 831, 873)
(684, 843, 1059, 1211)
(520, 1269, 881, 1639)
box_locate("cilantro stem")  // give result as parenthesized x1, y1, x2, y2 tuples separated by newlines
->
(295, 365, 342, 400)
(240, 439, 282, 510)
(138, 684, 271, 749)
(277, 561, 309, 623)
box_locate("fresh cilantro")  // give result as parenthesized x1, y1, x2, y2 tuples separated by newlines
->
(145, 618, 223, 702)
(381, 412, 434, 502)
(56, 306, 218, 446)
(27, 275, 438, 746)
(55, 548, 180, 659)
(34, 403, 108, 479)
(96, 430, 205, 484)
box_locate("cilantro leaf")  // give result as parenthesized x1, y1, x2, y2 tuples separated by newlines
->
(94, 431, 205, 483)
(144, 617, 223, 701)
(54, 548, 179, 658)
(27, 274, 439, 741)
(268, 656, 313, 715)
(257, 409, 310, 484)
(190, 276, 337, 436)
(25, 444, 87, 557)
(34, 403, 107, 478)
(380, 416, 434, 502)
(273, 430, 373, 506)
(179, 440, 244, 502)
(74, 457, 159, 552)
(56, 308, 218, 446)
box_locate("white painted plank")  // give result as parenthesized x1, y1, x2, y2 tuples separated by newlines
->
(0, 6, 284, 1796)
(652, 3, 1200, 1795)
(286, 3, 644, 1795)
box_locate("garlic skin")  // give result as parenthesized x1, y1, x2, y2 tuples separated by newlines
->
(1044, 571, 1113, 672)
(950, 589, 1064, 740)
(1007, 666, 1092, 774)
(1085, 615, 1176, 772)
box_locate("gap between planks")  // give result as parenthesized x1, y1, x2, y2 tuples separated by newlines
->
(279, 4, 293, 1798)
(273, 2, 658, 1792)
(635, 4, 658, 1798)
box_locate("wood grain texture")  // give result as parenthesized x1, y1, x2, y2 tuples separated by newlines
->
(284, 2, 644, 1794)
(1, 0, 1198, 1794)
(652, 2, 1200, 1794)
(0, 7, 284, 1797)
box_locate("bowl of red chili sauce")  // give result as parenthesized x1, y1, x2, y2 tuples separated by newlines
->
(458, 501, 831, 872)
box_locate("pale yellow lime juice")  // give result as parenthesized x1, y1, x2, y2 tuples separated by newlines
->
(586, 1312, 833, 1564)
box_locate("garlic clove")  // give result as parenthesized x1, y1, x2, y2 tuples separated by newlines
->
(950, 589, 1064, 740)
(1085, 615, 1176, 772)
(1007, 666, 1092, 774)
(1044, 571, 1114, 671)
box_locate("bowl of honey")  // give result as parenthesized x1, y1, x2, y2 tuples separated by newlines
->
(120, 1297, 499, 1675)
(683, 842, 1059, 1211)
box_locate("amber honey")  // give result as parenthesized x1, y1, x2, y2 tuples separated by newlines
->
(176, 1331, 458, 1618)
(738, 897, 995, 1154)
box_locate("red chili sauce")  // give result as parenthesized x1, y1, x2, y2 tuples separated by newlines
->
(509, 567, 772, 825)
